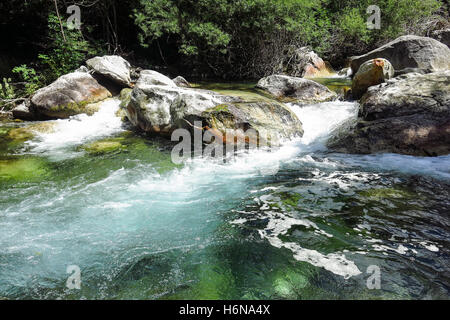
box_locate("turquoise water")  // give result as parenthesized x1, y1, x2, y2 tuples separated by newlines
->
(0, 91, 449, 300)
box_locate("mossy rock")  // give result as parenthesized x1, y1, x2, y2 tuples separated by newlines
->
(205, 104, 230, 113)
(119, 88, 133, 109)
(46, 98, 110, 118)
(82, 140, 125, 155)
(0, 158, 49, 181)
(7, 122, 56, 141)
(272, 269, 309, 299)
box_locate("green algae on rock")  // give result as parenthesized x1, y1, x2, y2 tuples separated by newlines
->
(82, 139, 125, 155)
(0, 157, 49, 181)
(7, 122, 56, 142)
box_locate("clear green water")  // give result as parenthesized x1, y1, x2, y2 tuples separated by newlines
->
(0, 86, 449, 300)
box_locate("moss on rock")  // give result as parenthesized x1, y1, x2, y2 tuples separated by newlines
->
(82, 139, 125, 155)
(7, 122, 56, 141)
(0, 158, 49, 181)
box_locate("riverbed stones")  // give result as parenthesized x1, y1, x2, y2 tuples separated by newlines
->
(328, 71, 450, 156)
(256, 74, 337, 104)
(30, 70, 112, 119)
(351, 58, 394, 99)
(86, 55, 132, 87)
(350, 35, 450, 75)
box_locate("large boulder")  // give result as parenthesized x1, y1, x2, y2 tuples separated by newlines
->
(280, 47, 333, 78)
(351, 58, 394, 99)
(86, 55, 132, 87)
(124, 72, 303, 143)
(30, 70, 112, 119)
(350, 35, 450, 75)
(256, 75, 337, 104)
(328, 71, 450, 156)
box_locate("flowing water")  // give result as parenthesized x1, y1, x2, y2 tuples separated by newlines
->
(0, 84, 449, 300)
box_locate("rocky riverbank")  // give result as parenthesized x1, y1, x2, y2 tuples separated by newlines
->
(6, 34, 450, 157)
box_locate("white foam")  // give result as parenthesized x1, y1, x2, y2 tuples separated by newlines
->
(26, 98, 124, 159)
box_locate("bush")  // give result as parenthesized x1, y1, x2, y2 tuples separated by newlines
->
(38, 14, 102, 82)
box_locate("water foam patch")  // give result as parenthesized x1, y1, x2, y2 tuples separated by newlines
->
(26, 98, 124, 159)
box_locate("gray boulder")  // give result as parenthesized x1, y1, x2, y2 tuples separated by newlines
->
(30, 70, 112, 119)
(350, 35, 450, 75)
(256, 75, 337, 104)
(86, 55, 132, 87)
(328, 71, 450, 156)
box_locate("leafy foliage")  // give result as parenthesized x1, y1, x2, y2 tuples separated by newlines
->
(12, 65, 42, 96)
(37, 14, 102, 82)
(0, 78, 15, 101)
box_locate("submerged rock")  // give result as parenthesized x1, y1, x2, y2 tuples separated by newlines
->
(350, 35, 450, 75)
(0, 158, 49, 181)
(30, 70, 112, 119)
(256, 75, 337, 104)
(82, 139, 125, 154)
(351, 58, 394, 99)
(172, 76, 191, 88)
(86, 55, 132, 87)
(329, 71, 450, 156)
(7, 122, 56, 141)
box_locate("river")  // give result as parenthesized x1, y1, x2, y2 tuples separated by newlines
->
(0, 82, 449, 299)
